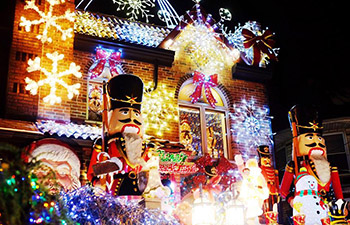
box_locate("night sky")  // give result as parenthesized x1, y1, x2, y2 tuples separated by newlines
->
(75, 0, 350, 132)
(1, 0, 349, 132)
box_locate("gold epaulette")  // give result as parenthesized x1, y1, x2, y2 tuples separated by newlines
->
(286, 164, 294, 173)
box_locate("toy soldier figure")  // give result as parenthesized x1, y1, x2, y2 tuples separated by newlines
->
(280, 105, 343, 222)
(87, 74, 149, 196)
(257, 145, 279, 212)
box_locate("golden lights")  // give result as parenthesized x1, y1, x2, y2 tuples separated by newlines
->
(166, 23, 239, 75)
(142, 83, 179, 137)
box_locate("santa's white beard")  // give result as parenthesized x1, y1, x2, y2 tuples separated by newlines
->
(310, 154, 330, 184)
(124, 133, 146, 167)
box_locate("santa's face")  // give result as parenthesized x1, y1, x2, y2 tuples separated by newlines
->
(108, 107, 144, 137)
(297, 133, 326, 158)
(33, 159, 74, 193)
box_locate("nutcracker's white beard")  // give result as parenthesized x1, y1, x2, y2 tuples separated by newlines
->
(310, 154, 330, 184)
(124, 133, 146, 167)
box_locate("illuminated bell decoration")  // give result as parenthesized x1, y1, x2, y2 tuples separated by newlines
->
(19, 0, 75, 43)
(25, 52, 82, 105)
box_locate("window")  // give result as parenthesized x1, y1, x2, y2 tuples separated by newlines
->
(324, 132, 350, 185)
(87, 81, 103, 122)
(178, 79, 230, 158)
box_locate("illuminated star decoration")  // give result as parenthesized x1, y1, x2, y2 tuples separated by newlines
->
(230, 98, 274, 158)
(142, 82, 178, 137)
(165, 4, 240, 76)
(19, 0, 75, 43)
(112, 0, 155, 23)
(25, 51, 82, 105)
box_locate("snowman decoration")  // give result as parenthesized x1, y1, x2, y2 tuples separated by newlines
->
(293, 167, 328, 224)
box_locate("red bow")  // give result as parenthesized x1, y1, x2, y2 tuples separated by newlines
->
(88, 47, 121, 79)
(242, 28, 276, 66)
(190, 71, 218, 108)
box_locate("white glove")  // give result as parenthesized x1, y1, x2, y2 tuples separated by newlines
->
(109, 157, 123, 172)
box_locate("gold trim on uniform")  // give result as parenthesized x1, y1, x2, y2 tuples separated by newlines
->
(296, 122, 323, 131)
(110, 95, 142, 106)
(128, 171, 137, 179)
(331, 167, 338, 172)
(286, 165, 294, 173)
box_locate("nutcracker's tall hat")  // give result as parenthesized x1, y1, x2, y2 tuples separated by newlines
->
(288, 104, 323, 136)
(107, 74, 144, 111)
(257, 145, 271, 158)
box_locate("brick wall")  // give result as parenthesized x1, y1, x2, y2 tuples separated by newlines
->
(6, 0, 77, 121)
(6, 0, 43, 120)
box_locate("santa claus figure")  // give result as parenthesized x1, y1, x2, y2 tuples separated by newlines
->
(25, 138, 81, 194)
(87, 74, 150, 196)
(280, 105, 344, 223)
(235, 154, 269, 225)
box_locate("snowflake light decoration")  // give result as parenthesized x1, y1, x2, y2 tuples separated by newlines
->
(19, 0, 75, 43)
(112, 0, 155, 23)
(230, 98, 273, 157)
(25, 51, 82, 105)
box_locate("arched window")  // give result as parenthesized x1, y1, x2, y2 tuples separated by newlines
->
(178, 79, 231, 158)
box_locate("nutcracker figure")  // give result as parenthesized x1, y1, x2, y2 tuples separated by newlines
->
(257, 145, 280, 212)
(280, 104, 344, 223)
(87, 74, 150, 196)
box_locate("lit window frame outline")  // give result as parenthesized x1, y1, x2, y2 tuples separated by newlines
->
(178, 79, 232, 159)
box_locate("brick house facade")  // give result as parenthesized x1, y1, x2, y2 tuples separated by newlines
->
(1, 0, 274, 185)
